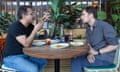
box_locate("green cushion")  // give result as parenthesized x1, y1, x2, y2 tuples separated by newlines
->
(86, 64, 116, 69)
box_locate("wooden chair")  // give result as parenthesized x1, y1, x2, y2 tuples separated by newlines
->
(0, 38, 44, 72)
(1, 64, 18, 72)
(0, 38, 18, 72)
(0, 38, 6, 66)
(84, 40, 120, 72)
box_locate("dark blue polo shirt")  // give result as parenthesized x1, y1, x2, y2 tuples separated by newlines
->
(3, 21, 34, 57)
(86, 20, 118, 63)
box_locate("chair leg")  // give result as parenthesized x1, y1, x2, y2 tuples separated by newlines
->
(40, 68, 44, 72)
(115, 69, 118, 72)
(0, 51, 2, 68)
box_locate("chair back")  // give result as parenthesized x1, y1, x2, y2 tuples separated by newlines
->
(0, 38, 6, 67)
(114, 39, 120, 68)
(0, 38, 6, 51)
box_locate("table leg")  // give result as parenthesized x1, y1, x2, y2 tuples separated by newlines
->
(54, 59, 60, 72)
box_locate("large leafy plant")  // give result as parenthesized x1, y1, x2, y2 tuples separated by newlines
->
(111, 14, 120, 36)
(50, 0, 86, 38)
(58, 3, 86, 28)
(110, 0, 120, 36)
(0, 12, 16, 38)
(49, 0, 66, 38)
(97, 11, 107, 21)
(0, 12, 16, 33)
(50, 0, 66, 22)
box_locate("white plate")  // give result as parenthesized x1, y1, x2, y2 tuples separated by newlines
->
(32, 42, 45, 46)
(70, 42, 84, 46)
(50, 43, 69, 49)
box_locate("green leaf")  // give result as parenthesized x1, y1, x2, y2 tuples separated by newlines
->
(111, 14, 118, 22)
(49, 22, 56, 38)
(50, 0, 66, 20)
(0, 12, 16, 32)
(97, 11, 107, 20)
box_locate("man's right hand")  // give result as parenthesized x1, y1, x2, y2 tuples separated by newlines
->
(34, 12, 50, 32)
(34, 20, 44, 32)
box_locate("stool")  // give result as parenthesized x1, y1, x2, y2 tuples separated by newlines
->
(1, 64, 18, 72)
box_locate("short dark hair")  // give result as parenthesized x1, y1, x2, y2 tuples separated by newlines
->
(83, 6, 97, 18)
(17, 6, 32, 19)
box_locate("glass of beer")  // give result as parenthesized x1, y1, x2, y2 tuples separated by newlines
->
(46, 38, 51, 45)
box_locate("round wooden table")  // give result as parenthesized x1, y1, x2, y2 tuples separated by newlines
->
(23, 45, 89, 72)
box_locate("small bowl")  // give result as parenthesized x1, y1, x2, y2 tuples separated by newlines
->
(70, 41, 84, 46)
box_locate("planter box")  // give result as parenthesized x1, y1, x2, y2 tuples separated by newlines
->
(64, 29, 86, 38)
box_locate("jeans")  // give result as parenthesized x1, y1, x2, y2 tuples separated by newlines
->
(3, 54, 48, 72)
(71, 54, 112, 72)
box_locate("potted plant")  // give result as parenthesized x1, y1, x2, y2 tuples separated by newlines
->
(109, 0, 120, 37)
(50, 0, 87, 38)
(49, 0, 66, 38)
(0, 12, 16, 38)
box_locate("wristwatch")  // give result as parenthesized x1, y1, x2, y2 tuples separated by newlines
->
(97, 49, 101, 55)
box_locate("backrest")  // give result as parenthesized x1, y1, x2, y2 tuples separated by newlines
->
(0, 38, 6, 51)
(114, 39, 120, 68)
(0, 38, 6, 67)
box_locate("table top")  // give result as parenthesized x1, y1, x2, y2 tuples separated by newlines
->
(23, 44, 89, 59)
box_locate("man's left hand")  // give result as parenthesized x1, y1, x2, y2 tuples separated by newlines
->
(87, 54, 95, 63)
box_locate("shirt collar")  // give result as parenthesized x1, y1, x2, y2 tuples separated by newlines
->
(87, 19, 98, 28)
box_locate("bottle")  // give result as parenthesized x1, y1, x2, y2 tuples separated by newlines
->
(60, 24, 65, 43)
(44, 29, 48, 39)
(60, 36, 65, 43)
(60, 24, 64, 38)
(69, 31, 73, 42)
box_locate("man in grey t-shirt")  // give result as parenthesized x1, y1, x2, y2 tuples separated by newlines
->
(71, 6, 118, 72)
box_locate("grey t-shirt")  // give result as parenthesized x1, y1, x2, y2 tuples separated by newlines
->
(86, 20, 118, 63)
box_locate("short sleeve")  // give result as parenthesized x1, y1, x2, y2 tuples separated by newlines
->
(103, 23, 118, 45)
(9, 24, 26, 37)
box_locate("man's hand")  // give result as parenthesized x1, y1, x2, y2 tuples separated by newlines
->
(87, 44, 98, 63)
(34, 21, 44, 32)
(87, 54, 95, 63)
(42, 12, 50, 21)
(88, 44, 98, 55)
